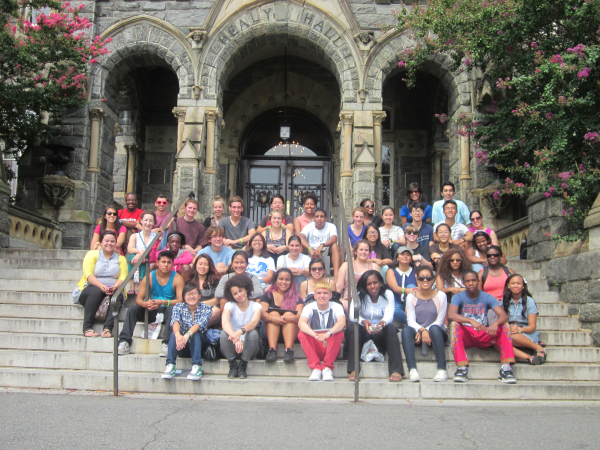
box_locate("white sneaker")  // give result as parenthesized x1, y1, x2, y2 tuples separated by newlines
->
(309, 369, 322, 381)
(159, 343, 168, 357)
(433, 370, 448, 382)
(162, 364, 176, 379)
(118, 341, 130, 355)
(409, 368, 420, 382)
(322, 367, 334, 381)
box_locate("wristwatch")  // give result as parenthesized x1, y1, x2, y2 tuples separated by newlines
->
(327, 331, 333, 337)
(240, 327, 246, 335)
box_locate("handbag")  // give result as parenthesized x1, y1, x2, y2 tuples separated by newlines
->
(95, 295, 111, 322)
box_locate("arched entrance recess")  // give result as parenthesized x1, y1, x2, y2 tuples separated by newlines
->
(240, 107, 333, 224)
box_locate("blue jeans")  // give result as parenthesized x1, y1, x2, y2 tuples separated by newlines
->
(166, 331, 209, 366)
(394, 301, 407, 326)
(401, 325, 448, 371)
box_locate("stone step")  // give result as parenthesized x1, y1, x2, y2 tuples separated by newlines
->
(0, 292, 76, 306)
(0, 259, 82, 271)
(0, 269, 80, 281)
(539, 331, 593, 346)
(533, 291, 560, 303)
(0, 280, 75, 293)
(1, 332, 597, 362)
(0, 249, 88, 260)
(1, 367, 598, 400)
(537, 317, 580, 331)
(2, 350, 597, 382)
(517, 269, 541, 280)
(0, 304, 84, 320)
(537, 303, 569, 317)
(526, 279, 549, 293)
(504, 259, 535, 271)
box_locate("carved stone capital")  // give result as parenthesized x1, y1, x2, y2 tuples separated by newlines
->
(124, 144, 138, 155)
(172, 107, 187, 122)
(372, 111, 387, 126)
(205, 110, 220, 123)
(89, 107, 105, 122)
(39, 175, 75, 209)
(340, 112, 354, 126)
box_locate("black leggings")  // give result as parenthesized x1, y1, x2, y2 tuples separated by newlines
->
(79, 285, 114, 333)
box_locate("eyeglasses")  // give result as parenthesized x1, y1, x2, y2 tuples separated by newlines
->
(106, 212, 117, 216)
(411, 209, 424, 214)
(367, 231, 378, 235)
(417, 276, 434, 282)
(156, 201, 168, 205)
(449, 258, 462, 262)
(471, 216, 482, 221)
(311, 267, 325, 272)
(406, 231, 418, 235)
(486, 253, 500, 258)
(184, 292, 200, 299)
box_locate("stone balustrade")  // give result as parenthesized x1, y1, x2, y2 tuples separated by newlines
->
(8, 206, 62, 249)
(497, 217, 529, 259)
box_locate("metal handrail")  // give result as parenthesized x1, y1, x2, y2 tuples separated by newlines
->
(336, 194, 362, 403)
(110, 190, 195, 396)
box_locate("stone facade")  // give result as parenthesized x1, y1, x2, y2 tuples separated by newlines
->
(14, 0, 488, 248)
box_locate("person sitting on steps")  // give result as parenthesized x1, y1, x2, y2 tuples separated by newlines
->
(221, 196, 256, 250)
(448, 270, 517, 384)
(220, 274, 262, 379)
(161, 283, 213, 381)
(298, 281, 346, 382)
(299, 208, 342, 279)
(197, 226, 234, 275)
(167, 198, 207, 257)
(478, 245, 515, 302)
(118, 250, 184, 355)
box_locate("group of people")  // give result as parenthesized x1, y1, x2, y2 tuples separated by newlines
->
(76, 184, 545, 384)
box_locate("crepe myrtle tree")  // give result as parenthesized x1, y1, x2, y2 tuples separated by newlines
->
(395, 0, 600, 239)
(0, 0, 111, 172)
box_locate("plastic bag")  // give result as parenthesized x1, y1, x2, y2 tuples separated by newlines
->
(140, 313, 163, 339)
(361, 339, 384, 362)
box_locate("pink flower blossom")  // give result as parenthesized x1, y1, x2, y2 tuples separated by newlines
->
(546, 233, 551, 237)
(493, 191, 502, 200)
(524, 162, 530, 168)
(578, 67, 591, 79)
(550, 55, 564, 64)
(584, 132, 599, 142)
(561, 183, 569, 189)
(398, 61, 405, 67)
(497, 30, 503, 35)
(544, 192, 551, 198)
(546, 112, 554, 120)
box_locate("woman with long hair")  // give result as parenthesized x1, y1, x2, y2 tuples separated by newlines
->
(336, 240, 377, 314)
(478, 245, 515, 301)
(502, 274, 546, 365)
(261, 210, 290, 265)
(257, 194, 294, 235)
(277, 235, 311, 289)
(300, 257, 337, 301)
(468, 210, 499, 246)
(379, 207, 405, 256)
(348, 207, 366, 247)
(245, 232, 275, 288)
(261, 268, 304, 363)
(436, 248, 472, 301)
(346, 270, 404, 382)
(429, 223, 461, 267)
(90, 205, 127, 252)
(467, 231, 507, 272)
(203, 195, 226, 229)
(360, 198, 383, 228)
(400, 182, 432, 225)
(294, 193, 318, 235)
(402, 266, 449, 382)
(364, 223, 393, 269)
(126, 211, 158, 294)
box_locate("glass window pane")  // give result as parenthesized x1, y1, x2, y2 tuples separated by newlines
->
(264, 144, 318, 157)
(382, 145, 391, 176)
(382, 176, 390, 206)
(250, 167, 279, 184)
(292, 168, 322, 185)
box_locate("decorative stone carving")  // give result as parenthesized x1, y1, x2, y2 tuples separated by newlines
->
(481, 181, 512, 219)
(255, 190, 271, 208)
(114, 122, 123, 135)
(192, 86, 203, 99)
(372, 111, 387, 126)
(187, 28, 206, 50)
(354, 32, 376, 51)
(357, 89, 368, 103)
(39, 175, 75, 209)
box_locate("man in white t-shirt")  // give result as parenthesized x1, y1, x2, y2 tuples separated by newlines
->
(299, 208, 341, 278)
(298, 281, 346, 381)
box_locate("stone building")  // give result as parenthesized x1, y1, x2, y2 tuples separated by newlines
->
(15, 0, 496, 248)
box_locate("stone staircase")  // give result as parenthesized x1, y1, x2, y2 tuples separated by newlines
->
(1, 249, 599, 400)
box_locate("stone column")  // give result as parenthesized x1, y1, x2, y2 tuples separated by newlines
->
(0, 153, 10, 248)
(228, 156, 237, 199)
(433, 150, 444, 195)
(372, 112, 386, 178)
(172, 107, 186, 153)
(459, 133, 472, 181)
(88, 107, 105, 173)
(340, 112, 354, 177)
(204, 110, 219, 175)
(125, 144, 137, 193)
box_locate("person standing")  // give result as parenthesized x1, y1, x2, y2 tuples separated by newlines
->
(432, 182, 471, 225)
(221, 196, 256, 250)
(448, 270, 517, 383)
(167, 199, 207, 257)
(298, 281, 346, 381)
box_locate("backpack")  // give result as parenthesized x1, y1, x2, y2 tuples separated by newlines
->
(481, 265, 510, 290)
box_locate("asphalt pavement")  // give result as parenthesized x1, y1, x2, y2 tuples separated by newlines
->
(0, 389, 598, 449)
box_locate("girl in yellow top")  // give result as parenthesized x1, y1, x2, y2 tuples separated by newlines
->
(77, 230, 128, 337)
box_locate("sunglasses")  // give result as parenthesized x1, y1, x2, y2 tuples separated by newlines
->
(364, 204, 374, 208)
(486, 253, 500, 258)
(418, 276, 434, 282)
(311, 266, 325, 272)
(449, 258, 462, 262)
(156, 201, 168, 205)
(406, 231, 418, 235)
(106, 212, 118, 216)
(409, 190, 419, 194)
(471, 216, 482, 221)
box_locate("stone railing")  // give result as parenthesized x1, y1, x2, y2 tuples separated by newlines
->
(497, 217, 529, 258)
(8, 205, 62, 249)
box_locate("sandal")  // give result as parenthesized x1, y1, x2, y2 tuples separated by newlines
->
(389, 372, 403, 382)
(127, 290, 135, 296)
(101, 329, 112, 338)
(532, 349, 546, 365)
(348, 371, 356, 381)
(84, 330, 99, 337)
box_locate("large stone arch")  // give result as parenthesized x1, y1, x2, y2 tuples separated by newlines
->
(93, 16, 197, 104)
(200, 1, 362, 107)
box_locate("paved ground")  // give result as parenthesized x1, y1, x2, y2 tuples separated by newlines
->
(1, 389, 599, 449)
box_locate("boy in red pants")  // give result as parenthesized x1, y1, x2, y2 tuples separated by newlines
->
(448, 270, 516, 383)
(298, 281, 346, 381)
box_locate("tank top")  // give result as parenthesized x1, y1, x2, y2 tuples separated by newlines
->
(265, 227, 287, 246)
(297, 214, 312, 231)
(469, 227, 492, 235)
(303, 277, 335, 297)
(151, 270, 177, 300)
(135, 231, 156, 251)
(483, 268, 508, 301)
